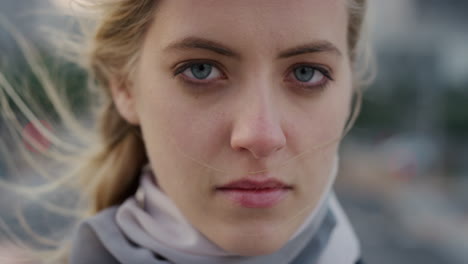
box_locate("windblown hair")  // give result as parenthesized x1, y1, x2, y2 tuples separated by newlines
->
(0, 0, 372, 263)
(79, 0, 156, 216)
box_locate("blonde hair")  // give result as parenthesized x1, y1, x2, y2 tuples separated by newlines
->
(79, 0, 156, 215)
(0, 0, 372, 262)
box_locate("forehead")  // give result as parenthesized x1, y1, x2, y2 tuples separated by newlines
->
(150, 0, 348, 56)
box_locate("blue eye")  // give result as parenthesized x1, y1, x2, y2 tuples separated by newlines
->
(293, 66, 326, 85)
(190, 63, 212, 79)
(294, 66, 316, 82)
(180, 63, 223, 81)
(286, 65, 332, 91)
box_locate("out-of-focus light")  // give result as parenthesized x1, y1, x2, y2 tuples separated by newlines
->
(53, 0, 71, 9)
(52, 0, 86, 12)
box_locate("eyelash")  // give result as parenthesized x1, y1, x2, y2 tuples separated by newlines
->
(285, 63, 333, 91)
(173, 60, 227, 86)
(173, 60, 334, 91)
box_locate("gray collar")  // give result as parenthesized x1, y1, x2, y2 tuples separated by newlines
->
(69, 205, 336, 264)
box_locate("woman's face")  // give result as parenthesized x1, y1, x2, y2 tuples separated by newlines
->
(114, 0, 352, 256)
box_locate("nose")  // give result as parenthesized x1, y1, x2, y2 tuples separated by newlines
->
(230, 91, 286, 160)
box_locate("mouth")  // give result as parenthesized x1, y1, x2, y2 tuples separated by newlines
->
(215, 177, 293, 208)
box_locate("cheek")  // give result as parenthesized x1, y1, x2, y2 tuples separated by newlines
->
(135, 83, 228, 190)
(287, 65, 352, 150)
(284, 74, 352, 185)
(315, 68, 353, 140)
(135, 59, 230, 164)
(287, 92, 351, 152)
(157, 103, 229, 162)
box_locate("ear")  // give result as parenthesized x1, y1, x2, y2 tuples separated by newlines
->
(109, 77, 140, 125)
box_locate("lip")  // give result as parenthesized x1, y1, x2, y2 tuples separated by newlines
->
(216, 177, 292, 208)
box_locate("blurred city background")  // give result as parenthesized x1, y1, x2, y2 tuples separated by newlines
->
(1, 0, 467, 263)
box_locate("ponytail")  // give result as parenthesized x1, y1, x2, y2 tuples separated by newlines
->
(78, 102, 147, 215)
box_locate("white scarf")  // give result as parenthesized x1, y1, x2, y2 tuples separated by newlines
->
(116, 157, 360, 263)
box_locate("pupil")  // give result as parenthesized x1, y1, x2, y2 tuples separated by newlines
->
(191, 64, 212, 79)
(294, 67, 314, 82)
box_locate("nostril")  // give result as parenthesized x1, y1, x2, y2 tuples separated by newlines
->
(252, 144, 284, 160)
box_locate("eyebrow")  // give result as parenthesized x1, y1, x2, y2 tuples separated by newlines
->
(278, 41, 342, 59)
(164, 36, 342, 59)
(165, 37, 240, 58)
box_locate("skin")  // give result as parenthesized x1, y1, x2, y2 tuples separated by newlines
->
(112, 0, 352, 256)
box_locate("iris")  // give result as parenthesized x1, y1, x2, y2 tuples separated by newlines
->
(190, 63, 212, 79)
(294, 66, 315, 82)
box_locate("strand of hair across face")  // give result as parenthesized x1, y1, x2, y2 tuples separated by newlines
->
(158, 86, 363, 176)
(119, 60, 364, 237)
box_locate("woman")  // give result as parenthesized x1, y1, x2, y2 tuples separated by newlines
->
(1, 0, 371, 263)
